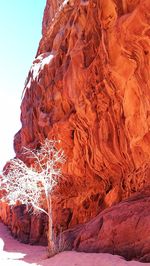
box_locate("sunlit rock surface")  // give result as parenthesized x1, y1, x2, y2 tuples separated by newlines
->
(1, 0, 150, 261)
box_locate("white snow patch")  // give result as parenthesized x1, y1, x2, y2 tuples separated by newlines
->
(30, 52, 54, 82)
(26, 77, 31, 89)
(59, 0, 69, 10)
(52, 0, 72, 22)
(22, 52, 54, 99)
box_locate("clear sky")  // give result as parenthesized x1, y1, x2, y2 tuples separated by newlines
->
(0, 0, 46, 170)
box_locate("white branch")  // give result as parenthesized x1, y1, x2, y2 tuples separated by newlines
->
(0, 139, 65, 217)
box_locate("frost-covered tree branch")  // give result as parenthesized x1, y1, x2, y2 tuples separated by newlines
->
(0, 139, 65, 255)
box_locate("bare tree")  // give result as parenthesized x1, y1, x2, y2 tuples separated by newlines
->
(0, 139, 65, 256)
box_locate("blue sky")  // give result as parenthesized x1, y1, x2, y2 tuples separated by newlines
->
(0, 0, 46, 169)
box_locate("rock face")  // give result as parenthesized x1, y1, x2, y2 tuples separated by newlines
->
(61, 189, 150, 262)
(0, 202, 47, 245)
(1, 0, 150, 261)
(14, 0, 150, 227)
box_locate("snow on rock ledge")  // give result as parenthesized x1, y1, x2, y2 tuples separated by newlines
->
(30, 53, 54, 81)
(22, 52, 55, 98)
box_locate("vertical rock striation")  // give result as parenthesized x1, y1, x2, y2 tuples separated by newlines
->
(15, 0, 150, 227)
(1, 0, 150, 258)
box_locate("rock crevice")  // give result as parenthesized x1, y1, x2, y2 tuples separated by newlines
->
(0, 0, 150, 261)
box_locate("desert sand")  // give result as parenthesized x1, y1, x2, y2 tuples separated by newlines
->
(0, 222, 149, 266)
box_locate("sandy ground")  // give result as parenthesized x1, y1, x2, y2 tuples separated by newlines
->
(0, 222, 149, 266)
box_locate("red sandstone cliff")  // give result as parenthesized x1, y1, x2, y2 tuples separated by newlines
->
(0, 0, 150, 261)
(15, 0, 150, 225)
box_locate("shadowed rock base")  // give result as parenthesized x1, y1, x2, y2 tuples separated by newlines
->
(61, 190, 150, 262)
(0, 202, 48, 245)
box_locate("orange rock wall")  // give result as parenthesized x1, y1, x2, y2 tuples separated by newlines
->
(14, 0, 150, 232)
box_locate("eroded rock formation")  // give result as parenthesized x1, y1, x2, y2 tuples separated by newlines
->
(61, 189, 150, 262)
(15, 0, 150, 227)
(1, 0, 150, 261)
(0, 202, 47, 245)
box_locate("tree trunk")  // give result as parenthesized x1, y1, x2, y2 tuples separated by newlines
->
(47, 196, 57, 257)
